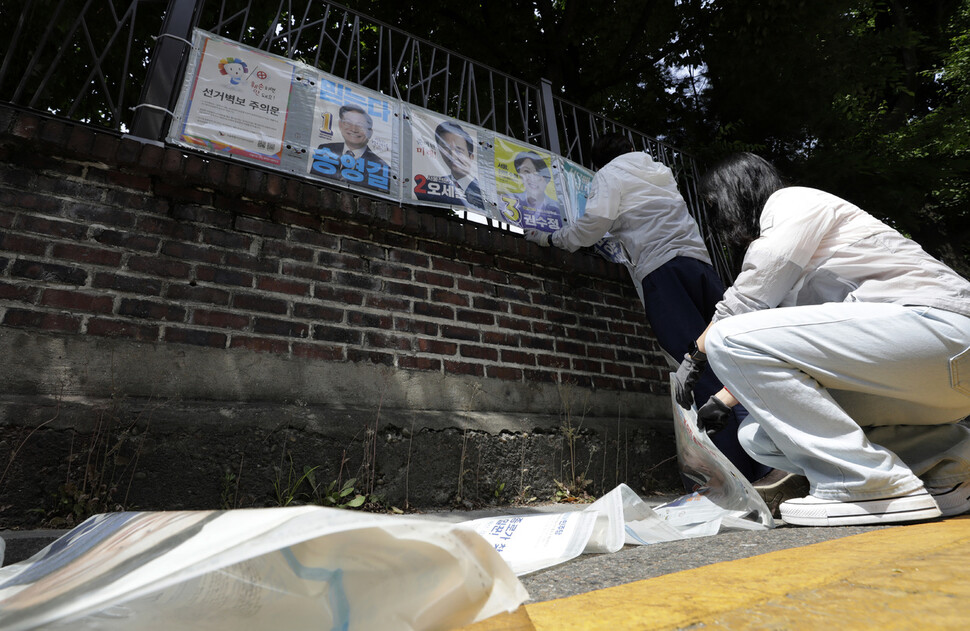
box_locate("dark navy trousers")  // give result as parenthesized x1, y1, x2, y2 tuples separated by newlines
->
(640, 256, 772, 484)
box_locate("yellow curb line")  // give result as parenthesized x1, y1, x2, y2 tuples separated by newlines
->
(464, 516, 970, 630)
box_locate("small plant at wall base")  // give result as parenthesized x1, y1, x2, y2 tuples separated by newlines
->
(554, 382, 596, 504)
(38, 410, 147, 528)
(317, 476, 366, 509)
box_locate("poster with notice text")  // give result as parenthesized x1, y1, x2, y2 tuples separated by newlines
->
(307, 76, 398, 196)
(171, 32, 295, 165)
(493, 138, 565, 231)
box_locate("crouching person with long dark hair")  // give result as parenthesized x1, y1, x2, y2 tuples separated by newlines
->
(674, 153, 970, 526)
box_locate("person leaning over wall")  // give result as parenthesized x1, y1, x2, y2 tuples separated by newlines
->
(673, 152, 970, 526)
(523, 133, 777, 491)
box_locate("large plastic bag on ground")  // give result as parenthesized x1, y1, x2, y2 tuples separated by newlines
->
(465, 379, 772, 575)
(0, 507, 528, 631)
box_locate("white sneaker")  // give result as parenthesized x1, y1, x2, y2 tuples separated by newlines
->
(928, 480, 970, 517)
(780, 488, 942, 526)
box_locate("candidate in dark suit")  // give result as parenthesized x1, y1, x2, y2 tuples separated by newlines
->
(414, 121, 485, 211)
(313, 104, 390, 191)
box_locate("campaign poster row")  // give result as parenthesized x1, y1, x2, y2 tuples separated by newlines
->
(167, 29, 618, 248)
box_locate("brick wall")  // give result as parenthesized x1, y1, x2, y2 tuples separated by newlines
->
(0, 105, 680, 521)
(0, 107, 668, 395)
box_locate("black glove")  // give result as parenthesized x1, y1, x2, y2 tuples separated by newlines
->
(696, 396, 731, 434)
(673, 347, 707, 409)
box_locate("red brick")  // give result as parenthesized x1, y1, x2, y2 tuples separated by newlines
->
(11, 259, 87, 285)
(388, 250, 430, 268)
(501, 350, 536, 366)
(364, 295, 409, 312)
(486, 366, 523, 381)
(537, 354, 569, 369)
(282, 261, 333, 283)
(234, 215, 287, 239)
(166, 283, 230, 305)
(369, 261, 412, 281)
(460, 345, 498, 361)
(195, 266, 253, 287)
(19, 216, 87, 240)
(431, 257, 471, 276)
(398, 356, 441, 371)
(414, 302, 454, 319)
(293, 302, 343, 321)
(165, 326, 227, 348)
(118, 298, 185, 322)
(414, 270, 454, 289)
(233, 293, 287, 314)
(394, 318, 437, 336)
(443, 360, 484, 377)
(136, 216, 197, 240)
(193, 309, 250, 330)
(348, 311, 391, 329)
(256, 276, 310, 297)
(385, 281, 428, 299)
(107, 171, 152, 191)
(263, 240, 315, 262)
(51, 243, 123, 267)
(457, 309, 494, 325)
(40, 289, 113, 313)
(484, 331, 518, 346)
(1, 234, 47, 256)
(128, 255, 191, 279)
(431, 289, 468, 307)
(313, 325, 362, 345)
(200, 228, 253, 251)
(273, 207, 321, 231)
(496, 316, 531, 332)
(0, 280, 38, 302)
(316, 250, 366, 270)
(314, 286, 364, 305)
(3, 308, 81, 332)
(417, 339, 457, 355)
(253, 317, 308, 338)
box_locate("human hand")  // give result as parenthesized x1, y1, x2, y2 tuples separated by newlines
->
(524, 229, 551, 247)
(673, 353, 706, 409)
(696, 395, 731, 434)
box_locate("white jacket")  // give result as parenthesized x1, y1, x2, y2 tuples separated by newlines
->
(551, 152, 712, 284)
(714, 187, 970, 322)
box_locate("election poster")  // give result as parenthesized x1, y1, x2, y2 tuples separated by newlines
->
(404, 106, 495, 220)
(307, 76, 398, 196)
(559, 159, 592, 224)
(171, 32, 295, 165)
(493, 138, 565, 231)
(560, 159, 629, 265)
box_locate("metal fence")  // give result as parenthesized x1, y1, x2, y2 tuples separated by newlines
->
(0, 0, 731, 280)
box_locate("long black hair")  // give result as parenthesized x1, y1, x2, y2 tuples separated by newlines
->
(590, 133, 634, 169)
(699, 153, 787, 254)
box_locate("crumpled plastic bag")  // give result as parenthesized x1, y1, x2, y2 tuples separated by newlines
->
(0, 507, 528, 631)
(465, 378, 772, 575)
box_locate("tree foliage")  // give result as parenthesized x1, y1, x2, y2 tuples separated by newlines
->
(345, 0, 970, 273)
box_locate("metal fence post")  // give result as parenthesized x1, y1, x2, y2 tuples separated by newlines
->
(130, 0, 203, 141)
(539, 78, 561, 157)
